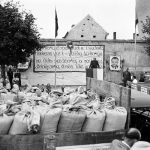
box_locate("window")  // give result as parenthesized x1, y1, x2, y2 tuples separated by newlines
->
(93, 35, 96, 38)
(81, 35, 84, 37)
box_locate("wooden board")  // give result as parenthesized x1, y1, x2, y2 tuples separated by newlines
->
(0, 130, 125, 150)
(86, 78, 131, 108)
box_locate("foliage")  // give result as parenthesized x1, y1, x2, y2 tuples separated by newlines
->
(142, 16, 150, 56)
(0, 0, 42, 66)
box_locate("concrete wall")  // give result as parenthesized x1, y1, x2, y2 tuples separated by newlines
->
(21, 39, 149, 86)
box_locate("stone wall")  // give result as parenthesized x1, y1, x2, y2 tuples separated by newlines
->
(21, 39, 149, 85)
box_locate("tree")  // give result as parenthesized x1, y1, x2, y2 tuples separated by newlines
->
(0, 1, 42, 84)
(142, 16, 150, 56)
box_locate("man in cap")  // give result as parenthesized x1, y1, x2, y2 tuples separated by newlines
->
(110, 128, 141, 150)
(123, 68, 131, 87)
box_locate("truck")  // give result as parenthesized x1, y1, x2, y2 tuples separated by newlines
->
(0, 77, 131, 150)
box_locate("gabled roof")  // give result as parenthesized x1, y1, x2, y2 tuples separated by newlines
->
(64, 14, 108, 40)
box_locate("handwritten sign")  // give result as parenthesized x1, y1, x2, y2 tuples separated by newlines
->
(34, 45, 104, 72)
(141, 86, 148, 94)
(131, 83, 137, 90)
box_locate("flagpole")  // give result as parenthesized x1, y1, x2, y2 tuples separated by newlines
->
(54, 37, 57, 89)
(134, 26, 137, 71)
(134, 0, 137, 71)
(54, 7, 58, 89)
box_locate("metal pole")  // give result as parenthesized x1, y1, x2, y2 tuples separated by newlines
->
(134, 30, 137, 71)
(134, 0, 137, 71)
(54, 38, 57, 89)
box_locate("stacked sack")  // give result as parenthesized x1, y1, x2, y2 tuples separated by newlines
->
(82, 108, 106, 132)
(9, 109, 40, 134)
(0, 85, 127, 135)
(103, 97, 127, 131)
(0, 104, 14, 134)
(57, 106, 86, 133)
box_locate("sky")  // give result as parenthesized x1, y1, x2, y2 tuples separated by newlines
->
(3, 0, 136, 39)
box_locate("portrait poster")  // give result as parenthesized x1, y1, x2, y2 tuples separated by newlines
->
(109, 55, 121, 71)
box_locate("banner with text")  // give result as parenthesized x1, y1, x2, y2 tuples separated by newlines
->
(34, 45, 104, 72)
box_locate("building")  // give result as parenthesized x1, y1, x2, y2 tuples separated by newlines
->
(63, 14, 108, 40)
(21, 14, 149, 86)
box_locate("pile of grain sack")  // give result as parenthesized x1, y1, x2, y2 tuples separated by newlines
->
(0, 85, 127, 135)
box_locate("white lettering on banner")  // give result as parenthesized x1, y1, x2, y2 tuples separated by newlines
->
(34, 45, 104, 72)
(141, 87, 148, 94)
(131, 84, 137, 90)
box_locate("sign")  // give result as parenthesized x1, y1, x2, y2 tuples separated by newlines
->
(131, 83, 150, 95)
(56, 143, 111, 150)
(109, 56, 121, 71)
(18, 61, 30, 69)
(141, 86, 148, 94)
(34, 45, 104, 72)
(131, 83, 138, 90)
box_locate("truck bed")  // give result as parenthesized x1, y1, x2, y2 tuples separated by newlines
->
(0, 130, 125, 150)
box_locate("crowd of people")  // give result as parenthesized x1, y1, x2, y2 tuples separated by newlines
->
(0, 64, 150, 149)
(88, 58, 146, 88)
(122, 68, 146, 87)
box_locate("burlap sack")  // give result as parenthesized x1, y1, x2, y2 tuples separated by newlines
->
(57, 107, 86, 133)
(0, 114, 14, 134)
(82, 109, 105, 132)
(40, 108, 62, 134)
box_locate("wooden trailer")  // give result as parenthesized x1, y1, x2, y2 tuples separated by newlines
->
(0, 77, 131, 150)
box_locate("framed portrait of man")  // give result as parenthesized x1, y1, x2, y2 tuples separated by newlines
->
(110, 55, 121, 71)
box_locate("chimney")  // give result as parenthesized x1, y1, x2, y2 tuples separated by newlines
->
(133, 33, 139, 40)
(133, 33, 135, 40)
(113, 32, 116, 40)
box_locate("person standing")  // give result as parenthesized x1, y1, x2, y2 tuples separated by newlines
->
(123, 68, 131, 87)
(89, 58, 100, 68)
(7, 66, 13, 89)
(139, 73, 145, 82)
(46, 83, 51, 94)
(14, 68, 21, 88)
(132, 76, 138, 84)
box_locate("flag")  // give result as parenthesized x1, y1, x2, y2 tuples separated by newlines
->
(135, 1, 139, 34)
(55, 8, 58, 37)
